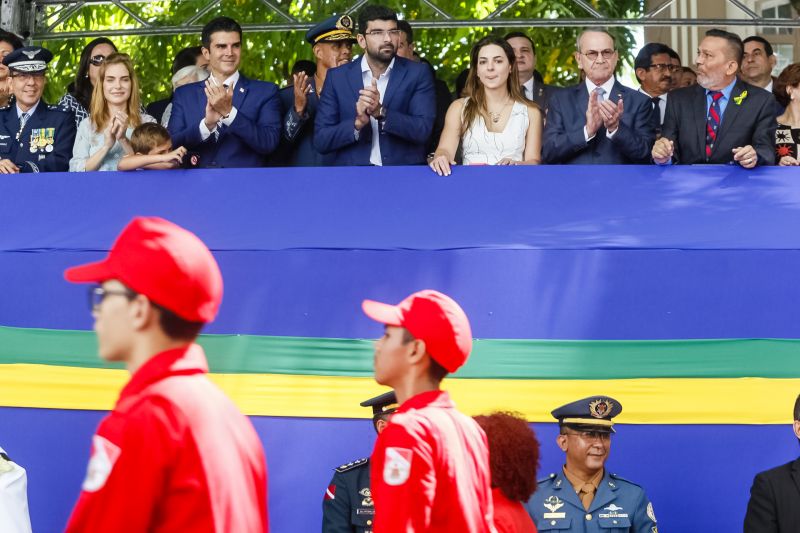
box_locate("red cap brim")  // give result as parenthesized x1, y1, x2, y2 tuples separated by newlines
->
(64, 259, 115, 283)
(362, 299, 404, 326)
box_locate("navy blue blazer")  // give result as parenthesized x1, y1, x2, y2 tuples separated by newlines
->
(543, 80, 656, 164)
(0, 100, 75, 172)
(168, 74, 281, 168)
(314, 57, 435, 166)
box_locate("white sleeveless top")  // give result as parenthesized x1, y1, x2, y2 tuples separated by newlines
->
(462, 100, 529, 165)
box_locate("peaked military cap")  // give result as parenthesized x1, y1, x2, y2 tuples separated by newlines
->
(552, 395, 622, 433)
(360, 390, 398, 418)
(306, 14, 356, 45)
(3, 46, 52, 74)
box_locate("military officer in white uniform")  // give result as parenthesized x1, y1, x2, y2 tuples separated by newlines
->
(525, 396, 658, 533)
(0, 445, 33, 533)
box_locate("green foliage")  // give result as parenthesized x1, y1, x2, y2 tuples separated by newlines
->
(37, 0, 643, 104)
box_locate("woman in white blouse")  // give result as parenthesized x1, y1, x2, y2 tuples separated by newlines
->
(70, 52, 154, 172)
(429, 36, 542, 176)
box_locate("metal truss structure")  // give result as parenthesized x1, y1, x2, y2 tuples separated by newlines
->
(1, 0, 799, 40)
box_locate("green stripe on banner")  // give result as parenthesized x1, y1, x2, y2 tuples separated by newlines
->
(3, 326, 800, 379)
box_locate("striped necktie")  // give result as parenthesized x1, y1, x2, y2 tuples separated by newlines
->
(16, 111, 29, 140)
(705, 91, 723, 160)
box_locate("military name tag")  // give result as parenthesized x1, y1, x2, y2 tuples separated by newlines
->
(544, 512, 566, 519)
(356, 508, 375, 515)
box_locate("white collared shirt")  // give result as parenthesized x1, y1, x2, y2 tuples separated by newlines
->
(639, 87, 667, 124)
(584, 76, 618, 141)
(16, 101, 39, 121)
(199, 70, 241, 140)
(360, 55, 394, 166)
(765, 79, 774, 93)
(523, 77, 534, 100)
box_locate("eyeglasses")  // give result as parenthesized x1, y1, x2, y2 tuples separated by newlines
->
(581, 49, 616, 61)
(89, 55, 107, 66)
(565, 430, 611, 441)
(10, 72, 45, 80)
(365, 29, 401, 38)
(88, 286, 136, 311)
(647, 63, 680, 73)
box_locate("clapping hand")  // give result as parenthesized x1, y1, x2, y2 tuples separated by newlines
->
(293, 72, 311, 115)
(585, 89, 603, 138)
(598, 96, 623, 133)
(205, 79, 233, 117)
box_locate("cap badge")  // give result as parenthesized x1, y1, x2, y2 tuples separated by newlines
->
(21, 49, 38, 59)
(589, 398, 614, 418)
(338, 15, 353, 30)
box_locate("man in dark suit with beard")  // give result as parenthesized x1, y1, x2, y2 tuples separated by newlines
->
(542, 28, 656, 165)
(744, 394, 800, 532)
(652, 29, 776, 167)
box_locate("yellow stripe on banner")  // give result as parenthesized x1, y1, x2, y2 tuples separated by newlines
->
(0, 364, 797, 424)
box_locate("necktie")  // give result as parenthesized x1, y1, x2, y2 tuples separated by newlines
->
(705, 90, 723, 160)
(578, 482, 596, 510)
(594, 87, 605, 102)
(651, 96, 660, 111)
(16, 112, 29, 141)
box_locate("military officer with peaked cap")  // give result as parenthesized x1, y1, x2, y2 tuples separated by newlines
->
(0, 46, 75, 173)
(525, 396, 658, 533)
(322, 391, 397, 533)
(279, 14, 356, 166)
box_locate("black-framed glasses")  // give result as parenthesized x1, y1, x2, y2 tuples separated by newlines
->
(565, 430, 611, 441)
(89, 54, 107, 66)
(365, 29, 401, 38)
(88, 286, 136, 311)
(647, 63, 680, 73)
(581, 49, 616, 61)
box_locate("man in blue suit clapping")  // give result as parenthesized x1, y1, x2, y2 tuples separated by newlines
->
(314, 5, 435, 166)
(168, 17, 281, 168)
(543, 28, 657, 165)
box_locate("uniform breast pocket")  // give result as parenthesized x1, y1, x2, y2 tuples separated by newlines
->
(598, 515, 632, 530)
(0, 141, 11, 154)
(538, 517, 572, 530)
(351, 507, 375, 531)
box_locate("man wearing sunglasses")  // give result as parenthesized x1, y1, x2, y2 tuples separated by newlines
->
(634, 43, 679, 130)
(63, 216, 268, 532)
(543, 29, 656, 165)
(525, 396, 658, 533)
(0, 46, 75, 173)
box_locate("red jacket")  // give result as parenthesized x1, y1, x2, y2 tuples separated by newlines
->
(65, 344, 268, 532)
(370, 390, 495, 532)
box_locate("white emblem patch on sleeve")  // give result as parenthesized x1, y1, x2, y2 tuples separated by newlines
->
(647, 502, 657, 523)
(383, 447, 412, 486)
(82, 435, 121, 492)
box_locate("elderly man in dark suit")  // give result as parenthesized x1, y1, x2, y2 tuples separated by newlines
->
(744, 394, 800, 532)
(168, 17, 281, 168)
(652, 29, 775, 167)
(314, 4, 435, 166)
(542, 29, 656, 165)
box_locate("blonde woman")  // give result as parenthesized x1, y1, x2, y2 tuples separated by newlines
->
(70, 53, 154, 171)
(429, 36, 542, 176)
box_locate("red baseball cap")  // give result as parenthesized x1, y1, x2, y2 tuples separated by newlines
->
(362, 290, 473, 373)
(64, 216, 223, 323)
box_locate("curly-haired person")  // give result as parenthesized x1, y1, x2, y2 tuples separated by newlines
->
(474, 412, 540, 533)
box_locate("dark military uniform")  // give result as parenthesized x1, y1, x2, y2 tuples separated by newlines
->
(525, 396, 658, 533)
(0, 101, 75, 172)
(0, 46, 75, 172)
(322, 457, 375, 533)
(322, 391, 396, 533)
(280, 14, 355, 166)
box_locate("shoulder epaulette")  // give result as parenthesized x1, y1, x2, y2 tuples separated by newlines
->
(609, 472, 643, 488)
(335, 457, 369, 473)
(538, 472, 557, 484)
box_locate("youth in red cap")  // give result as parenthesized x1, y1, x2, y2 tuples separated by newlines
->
(63, 216, 269, 533)
(363, 289, 495, 532)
